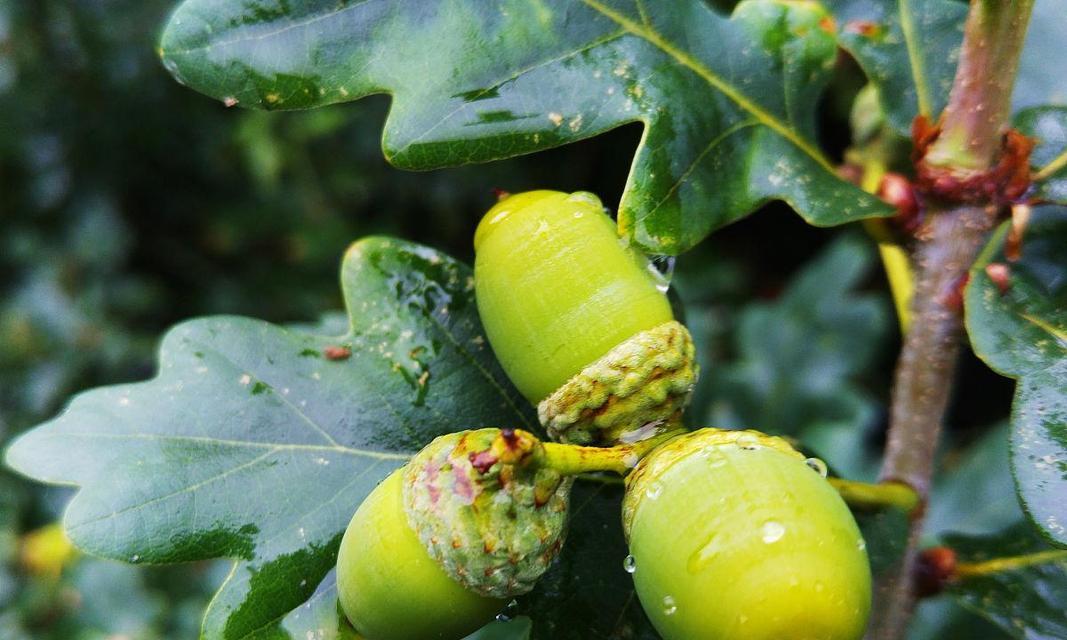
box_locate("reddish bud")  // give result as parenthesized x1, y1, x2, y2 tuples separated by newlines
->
(915, 546, 957, 597)
(1005, 204, 1031, 262)
(985, 263, 1012, 295)
(878, 172, 921, 234)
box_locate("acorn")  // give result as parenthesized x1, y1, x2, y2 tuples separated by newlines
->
(336, 428, 571, 640)
(622, 428, 872, 640)
(474, 190, 698, 445)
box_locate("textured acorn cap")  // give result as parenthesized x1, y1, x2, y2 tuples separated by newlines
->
(539, 321, 698, 446)
(403, 429, 571, 598)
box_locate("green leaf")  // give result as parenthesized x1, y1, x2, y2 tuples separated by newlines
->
(965, 207, 1067, 547)
(158, 0, 889, 255)
(690, 234, 891, 480)
(1016, 106, 1067, 206)
(518, 480, 657, 640)
(828, 0, 966, 136)
(5, 237, 533, 640)
(831, 0, 1063, 138)
(943, 523, 1067, 639)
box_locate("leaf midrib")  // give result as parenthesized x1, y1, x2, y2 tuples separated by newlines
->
(48, 431, 410, 459)
(581, 0, 835, 172)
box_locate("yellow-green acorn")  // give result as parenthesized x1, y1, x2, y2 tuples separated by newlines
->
(337, 429, 571, 640)
(623, 429, 872, 640)
(474, 190, 698, 445)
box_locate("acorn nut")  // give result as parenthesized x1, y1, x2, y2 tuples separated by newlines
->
(623, 428, 872, 640)
(337, 428, 571, 640)
(474, 190, 698, 445)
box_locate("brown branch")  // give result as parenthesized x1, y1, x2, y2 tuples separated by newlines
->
(866, 1, 1036, 638)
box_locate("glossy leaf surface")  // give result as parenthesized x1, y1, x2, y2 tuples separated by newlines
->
(6, 237, 532, 639)
(158, 0, 889, 255)
(966, 207, 1067, 547)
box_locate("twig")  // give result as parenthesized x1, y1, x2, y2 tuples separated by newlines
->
(867, 2, 1036, 638)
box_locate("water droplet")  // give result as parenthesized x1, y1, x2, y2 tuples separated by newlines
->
(805, 457, 828, 478)
(856, 539, 867, 552)
(645, 481, 663, 500)
(646, 255, 676, 294)
(565, 191, 602, 207)
(496, 613, 511, 622)
(130, 554, 140, 563)
(761, 520, 785, 544)
(662, 595, 677, 616)
(623, 554, 637, 573)
(737, 433, 759, 450)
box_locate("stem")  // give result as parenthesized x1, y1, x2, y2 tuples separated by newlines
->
(869, 2, 1035, 637)
(828, 478, 920, 513)
(924, 0, 1036, 172)
(539, 429, 685, 476)
(956, 549, 1067, 580)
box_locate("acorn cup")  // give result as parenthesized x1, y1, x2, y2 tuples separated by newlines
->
(474, 190, 699, 446)
(622, 428, 872, 640)
(336, 428, 570, 640)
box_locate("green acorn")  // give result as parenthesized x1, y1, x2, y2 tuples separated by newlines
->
(474, 190, 698, 445)
(337, 428, 570, 640)
(623, 428, 872, 640)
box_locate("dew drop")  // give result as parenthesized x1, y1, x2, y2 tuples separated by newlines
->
(645, 481, 663, 500)
(565, 191, 602, 207)
(856, 539, 867, 552)
(623, 554, 637, 573)
(737, 433, 759, 450)
(805, 457, 828, 478)
(646, 255, 676, 294)
(761, 520, 785, 544)
(662, 595, 677, 616)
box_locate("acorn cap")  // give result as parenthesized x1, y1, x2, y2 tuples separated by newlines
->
(403, 428, 571, 598)
(622, 428, 803, 540)
(538, 321, 698, 446)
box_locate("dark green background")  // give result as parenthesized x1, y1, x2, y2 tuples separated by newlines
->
(0, 1, 1019, 638)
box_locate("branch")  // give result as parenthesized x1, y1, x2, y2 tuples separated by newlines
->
(867, 2, 1036, 638)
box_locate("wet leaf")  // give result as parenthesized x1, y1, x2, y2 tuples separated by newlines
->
(965, 207, 1067, 547)
(1016, 106, 1067, 206)
(5, 237, 533, 639)
(828, 0, 965, 136)
(943, 523, 1067, 639)
(158, 0, 889, 255)
(831, 0, 1063, 137)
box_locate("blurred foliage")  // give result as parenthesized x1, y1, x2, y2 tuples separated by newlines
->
(0, 0, 1021, 637)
